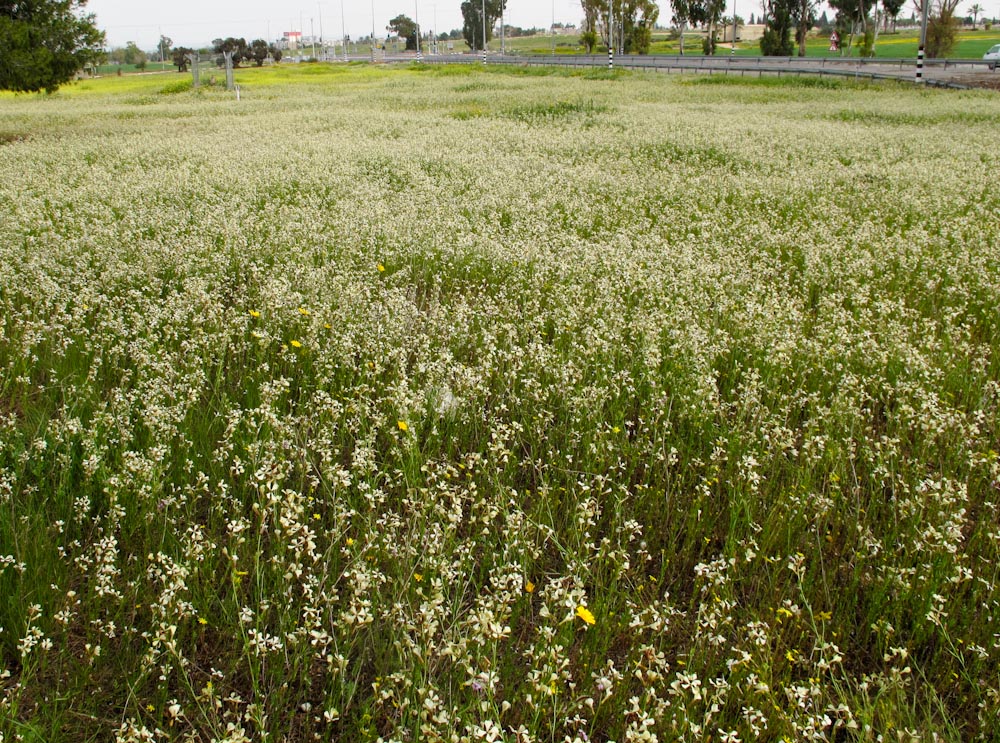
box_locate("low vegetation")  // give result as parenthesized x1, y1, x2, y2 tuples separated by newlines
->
(0, 64, 998, 742)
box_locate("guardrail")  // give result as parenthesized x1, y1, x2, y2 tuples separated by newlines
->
(380, 52, 990, 88)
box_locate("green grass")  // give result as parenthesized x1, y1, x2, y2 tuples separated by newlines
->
(495, 27, 1000, 59)
(0, 64, 998, 742)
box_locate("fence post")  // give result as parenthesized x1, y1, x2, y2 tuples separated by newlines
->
(187, 52, 200, 88)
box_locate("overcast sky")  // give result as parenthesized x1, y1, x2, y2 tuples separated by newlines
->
(86, 0, 766, 50)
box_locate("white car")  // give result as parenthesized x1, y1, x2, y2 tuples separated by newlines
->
(985, 44, 1000, 71)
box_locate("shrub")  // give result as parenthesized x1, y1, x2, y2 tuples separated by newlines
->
(926, 10, 958, 57)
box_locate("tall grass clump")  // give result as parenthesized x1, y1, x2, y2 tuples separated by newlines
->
(0, 63, 998, 742)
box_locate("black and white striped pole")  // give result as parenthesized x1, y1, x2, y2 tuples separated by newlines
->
(916, 0, 928, 81)
(608, 0, 614, 70)
(482, 0, 487, 63)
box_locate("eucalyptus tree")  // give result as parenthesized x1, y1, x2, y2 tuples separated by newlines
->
(461, 0, 506, 51)
(579, 0, 660, 54)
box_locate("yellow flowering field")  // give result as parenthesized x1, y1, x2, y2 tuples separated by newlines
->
(1, 64, 999, 741)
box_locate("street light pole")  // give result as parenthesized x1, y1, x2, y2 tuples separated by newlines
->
(371, 0, 377, 62)
(481, 0, 487, 63)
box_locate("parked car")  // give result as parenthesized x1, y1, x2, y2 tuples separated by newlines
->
(985, 44, 1000, 71)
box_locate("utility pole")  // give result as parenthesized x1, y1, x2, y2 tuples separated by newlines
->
(318, 4, 324, 58)
(916, 0, 930, 81)
(311, 18, 316, 58)
(501, 1, 505, 56)
(481, 0, 487, 63)
(371, 0, 377, 62)
(608, 0, 613, 69)
(341, 0, 348, 61)
(552, 0, 556, 56)
(415, 0, 422, 60)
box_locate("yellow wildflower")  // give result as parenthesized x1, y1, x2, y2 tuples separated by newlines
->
(575, 605, 596, 625)
(298, 307, 310, 316)
(377, 263, 386, 272)
(248, 310, 260, 318)
(525, 581, 535, 594)
(290, 339, 302, 348)
(397, 420, 408, 432)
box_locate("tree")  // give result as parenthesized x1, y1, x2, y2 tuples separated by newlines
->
(158, 34, 172, 63)
(795, 0, 818, 56)
(212, 37, 249, 67)
(388, 14, 418, 50)
(829, 0, 873, 55)
(670, 0, 691, 54)
(882, 0, 905, 30)
(172, 46, 193, 72)
(249, 39, 271, 66)
(579, 0, 660, 55)
(0, 0, 105, 92)
(461, 0, 506, 51)
(760, 0, 796, 54)
(688, 0, 727, 54)
(580, 0, 599, 51)
(926, 0, 960, 56)
(627, 0, 659, 53)
(122, 40, 146, 66)
(969, 2, 983, 27)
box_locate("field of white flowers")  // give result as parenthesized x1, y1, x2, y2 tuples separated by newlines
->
(1, 63, 999, 741)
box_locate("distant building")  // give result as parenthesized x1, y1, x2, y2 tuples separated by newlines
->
(280, 31, 302, 50)
(722, 23, 764, 43)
